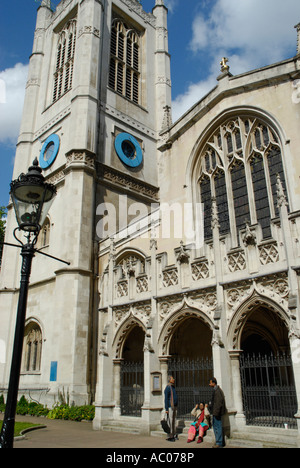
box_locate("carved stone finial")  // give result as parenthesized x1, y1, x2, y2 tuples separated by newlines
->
(243, 222, 256, 246)
(176, 241, 190, 264)
(161, 105, 172, 131)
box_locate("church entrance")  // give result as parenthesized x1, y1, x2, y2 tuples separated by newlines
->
(120, 326, 145, 417)
(168, 317, 213, 420)
(239, 306, 297, 428)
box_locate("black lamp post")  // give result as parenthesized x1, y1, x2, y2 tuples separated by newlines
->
(0, 159, 56, 449)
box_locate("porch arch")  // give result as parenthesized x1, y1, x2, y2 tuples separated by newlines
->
(112, 317, 146, 417)
(227, 290, 290, 351)
(112, 316, 146, 359)
(159, 306, 214, 419)
(158, 303, 214, 357)
(228, 290, 298, 429)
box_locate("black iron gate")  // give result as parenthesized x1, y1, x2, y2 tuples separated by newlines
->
(168, 357, 214, 420)
(120, 361, 144, 417)
(240, 353, 298, 429)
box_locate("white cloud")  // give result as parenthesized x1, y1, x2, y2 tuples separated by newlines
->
(164, 0, 179, 13)
(191, 0, 300, 62)
(0, 63, 29, 146)
(172, 75, 217, 121)
(172, 0, 300, 120)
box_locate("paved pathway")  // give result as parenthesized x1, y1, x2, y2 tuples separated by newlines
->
(2, 415, 223, 449)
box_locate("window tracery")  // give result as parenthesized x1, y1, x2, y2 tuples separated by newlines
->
(198, 116, 288, 244)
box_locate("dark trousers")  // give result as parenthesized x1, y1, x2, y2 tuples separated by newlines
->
(212, 416, 224, 447)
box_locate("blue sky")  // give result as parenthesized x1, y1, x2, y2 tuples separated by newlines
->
(1, 0, 300, 207)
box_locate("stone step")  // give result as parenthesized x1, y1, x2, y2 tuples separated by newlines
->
(152, 423, 299, 448)
(102, 425, 141, 435)
(227, 426, 299, 449)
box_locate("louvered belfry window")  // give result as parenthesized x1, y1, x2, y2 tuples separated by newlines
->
(109, 19, 140, 104)
(53, 19, 77, 103)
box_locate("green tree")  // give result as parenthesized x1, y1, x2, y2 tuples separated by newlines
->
(0, 206, 7, 264)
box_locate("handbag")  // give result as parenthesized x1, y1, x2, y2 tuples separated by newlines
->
(161, 413, 169, 433)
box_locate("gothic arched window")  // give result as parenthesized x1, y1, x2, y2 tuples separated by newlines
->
(22, 322, 43, 373)
(109, 19, 140, 104)
(198, 115, 288, 245)
(53, 19, 77, 103)
(36, 217, 51, 250)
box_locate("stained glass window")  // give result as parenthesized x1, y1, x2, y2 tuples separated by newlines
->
(231, 160, 250, 239)
(198, 115, 288, 244)
(214, 170, 229, 235)
(250, 153, 271, 238)
(200, 175, 212, 240)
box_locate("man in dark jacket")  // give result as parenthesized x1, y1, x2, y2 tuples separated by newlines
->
(209, 377, 226, 448)
(164, 376, 178, 442)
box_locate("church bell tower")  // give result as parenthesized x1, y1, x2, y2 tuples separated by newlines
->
(0, 0, 171, 406)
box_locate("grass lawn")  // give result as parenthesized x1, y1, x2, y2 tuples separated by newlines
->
(0, 420, 43, 437)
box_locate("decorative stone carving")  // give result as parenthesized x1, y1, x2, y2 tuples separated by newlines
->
(113, 301, 152, 330)
(191, 260, 209, 280)
(158, 290, 217, 327)
(243, 222, 256, 246)
(162, 268, 178, 287)
(259, 242, 279, 265)
(227, 251, 246, 272)
(78, 26, 100, 38)
(98, 163, 159, 201)
(66, 150, 95, 170)
(225, 274, 290, 329)
(176, 241, 190, 264)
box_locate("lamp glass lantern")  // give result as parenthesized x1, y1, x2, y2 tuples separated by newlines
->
(0, 158, 57, 449)
(10, 158, 57, 233)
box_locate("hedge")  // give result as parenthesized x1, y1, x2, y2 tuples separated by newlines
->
(0, 395, 95, 422)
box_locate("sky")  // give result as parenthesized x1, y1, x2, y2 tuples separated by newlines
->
(0, 0, 300, 207)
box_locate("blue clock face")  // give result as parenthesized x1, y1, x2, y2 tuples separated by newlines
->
(39, 134, 60, 169)
(115, 133, 143, 168)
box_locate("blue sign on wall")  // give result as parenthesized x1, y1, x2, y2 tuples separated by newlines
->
(50, 361, 58, 382)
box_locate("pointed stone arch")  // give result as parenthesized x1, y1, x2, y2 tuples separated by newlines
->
(227, 289, 290, 351)
(158, 297, 215, 356)
(113, 315, 146, 359)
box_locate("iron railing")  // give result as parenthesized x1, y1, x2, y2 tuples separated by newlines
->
(168, 357, 214, 420)
(120, 361, 144, 417)
(240, 353, 298, 429)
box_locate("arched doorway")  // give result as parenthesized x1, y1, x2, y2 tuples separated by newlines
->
(120, 325, 145, 417)
(239, 306, 297, 428)
(168, 317, 213, 419)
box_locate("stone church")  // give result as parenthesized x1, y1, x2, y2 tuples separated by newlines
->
(1, 0, 300, 445)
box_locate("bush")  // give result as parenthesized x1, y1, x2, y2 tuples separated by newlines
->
(0, 394, 5, 413)
(0, 395, 95, 421)
(28, 402, 49, 417)
(16, 396, 29, 415)
(47, 404, 95, 421)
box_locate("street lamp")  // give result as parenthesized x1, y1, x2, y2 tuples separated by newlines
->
(0, 158, 56, 449)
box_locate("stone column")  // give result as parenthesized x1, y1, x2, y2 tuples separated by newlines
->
(159, 356, 170, 397)
(113, 358, 123, 418)
(228, 350, 246, 429)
